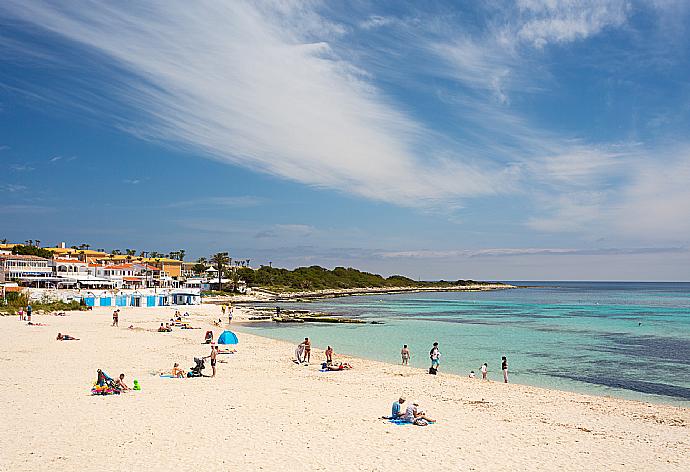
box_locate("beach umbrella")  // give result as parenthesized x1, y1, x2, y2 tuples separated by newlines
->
(217, 330, 239, 345)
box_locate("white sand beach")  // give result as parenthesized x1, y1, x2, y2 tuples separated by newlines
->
(1, 306, 688, 471)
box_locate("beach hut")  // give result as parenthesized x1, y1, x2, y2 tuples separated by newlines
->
(146, 295, 156, 307)
(217, 330, 238, 345)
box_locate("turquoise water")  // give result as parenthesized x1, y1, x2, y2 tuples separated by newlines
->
(235, 282, 690, 406)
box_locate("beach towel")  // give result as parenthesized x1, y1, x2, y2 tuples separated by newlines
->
(295, 344, 305, 363)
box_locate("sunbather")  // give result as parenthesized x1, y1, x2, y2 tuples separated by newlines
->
(115, 373, 130, 391)
(56, 333, 79, 341)
(171, 363, 185, 378)
(326, 362, 353, 371)
(404, 401, 435, 426)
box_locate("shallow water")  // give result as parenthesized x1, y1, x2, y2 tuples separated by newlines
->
(235, 282, 690, 406)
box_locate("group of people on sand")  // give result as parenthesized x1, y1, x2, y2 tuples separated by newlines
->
(221, 304, 234, 323)
(16, 304, 32, 322)
(294, 338, 353, 370)
(401, 342, 511, 383)
(387, 396, 436, 426)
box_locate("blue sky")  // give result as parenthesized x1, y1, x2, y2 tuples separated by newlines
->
(1, 0, 690, 281)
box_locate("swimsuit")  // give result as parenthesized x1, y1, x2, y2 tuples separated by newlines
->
(211, 359, 216, 367)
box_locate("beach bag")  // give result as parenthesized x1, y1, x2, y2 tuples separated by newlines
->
(428, 367, 437, 375)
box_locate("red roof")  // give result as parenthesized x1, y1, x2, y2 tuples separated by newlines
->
(53, 258, 86, 264)
(123, 277, 143, 282)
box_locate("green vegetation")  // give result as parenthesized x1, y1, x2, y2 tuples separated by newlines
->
(0, 292, 85, 315)
(11, 244, 53, 259)
(235, 265, 492, 292)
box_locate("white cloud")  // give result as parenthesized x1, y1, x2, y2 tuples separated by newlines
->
(0, 0, 509, 207)
(515, 0, 630, 48)
(168, 196, 264, 208)
(1, 183, 27, 192)
(122, 179, 140, 185)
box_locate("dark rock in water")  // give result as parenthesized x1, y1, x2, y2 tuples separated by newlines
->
(370, 321, 384, 324)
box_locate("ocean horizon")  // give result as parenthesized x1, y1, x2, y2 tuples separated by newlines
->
(236, 281, 690, 406)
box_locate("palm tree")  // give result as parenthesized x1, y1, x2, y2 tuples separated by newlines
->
(211, 252, 230, 291)
(34, 239, 41, 248)
(84, 244, 91, 251)
(0, 238, 8, 244)
(26, 240, 33, 247)
(197, 257, 207, 264)
(126, 249, 136, 256)
(178, 249, 186, 261)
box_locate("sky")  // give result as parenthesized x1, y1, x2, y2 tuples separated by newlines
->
(1, 0, 690, 281)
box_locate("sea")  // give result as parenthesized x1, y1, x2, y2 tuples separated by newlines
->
(234, 282, 690, 406)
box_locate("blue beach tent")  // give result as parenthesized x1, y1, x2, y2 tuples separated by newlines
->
(217, 330, 239, 345)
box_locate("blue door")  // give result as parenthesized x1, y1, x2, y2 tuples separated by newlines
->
(84, 297, 95, 307)
(147, 295, 156, 307)
(100, 297, 112, 307)
(116, 296, 127, 307)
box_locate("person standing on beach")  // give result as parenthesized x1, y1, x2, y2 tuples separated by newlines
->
(26, 304, 32, 322)
(112, 309, 119, 327)
(401, 345, 410, 365)
(481, 362, 488, 380)
(430, 342, 440, 372)
(303, 337, 311, 363)
(221, 305, 226, 318)
(325, 345, 333, 365)
(228, 304, 233, 323)
(204, 345, 219, 377)
(501, 356, 508, 383)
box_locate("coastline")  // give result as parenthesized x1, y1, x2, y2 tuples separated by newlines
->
(204, 282, 516, 304)
(1, 305, 687, 471)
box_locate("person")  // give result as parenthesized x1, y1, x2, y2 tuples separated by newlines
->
(56, 333, 79, 341)
(204, 344, 219, 377)
(158, 323, 166, 332)
(18, 308, 24, 321)
(325, 345, 333, 364)
(164, 323, 172, 332)
(502, 356, 509, 383)
(221, 305, 226, 317)
(115, 373, 130, 391)
(326, 362, 352, 371)
(303, 337, 311, 363)
(228, 304, 234, 323)
(401, 345, 410, 365)
(404, 401, 435, 426)
(429, 342, 441, 372)
(26, 304, 32, 322)
(390, 396, 406, 419)
(468, 370, 476, 378)
(112, 309, 119, 327)
(481, 362, 488, 380)
(171, 363, 185, 378)
(295, 342, 305, 363)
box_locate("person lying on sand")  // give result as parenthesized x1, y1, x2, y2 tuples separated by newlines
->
(326, 362, 353, 371)
(404, 401, 435, 426)
(27, 322, 46, 326)
(56, 333, 79, 341)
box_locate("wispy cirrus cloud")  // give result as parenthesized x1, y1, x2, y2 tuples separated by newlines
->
(378, 246, 686, 259)
(168, 196, 265, 209)
(0, 0, 510, 207)
(1, 183, 27, 192)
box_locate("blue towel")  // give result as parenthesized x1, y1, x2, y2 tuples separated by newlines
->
(388, 418, 411, 425)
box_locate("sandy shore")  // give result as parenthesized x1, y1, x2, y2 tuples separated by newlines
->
(1, 306, 688, 471)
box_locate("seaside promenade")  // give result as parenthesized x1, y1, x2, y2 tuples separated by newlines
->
(1, 306, 688, 471)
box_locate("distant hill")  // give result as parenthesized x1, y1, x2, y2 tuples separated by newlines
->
(236, 265, 493, 291)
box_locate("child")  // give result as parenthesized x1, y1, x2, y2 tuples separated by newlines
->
(481, 362, 488, 380)
(468, 370, 476, 378)
(401, 344, 410, 365)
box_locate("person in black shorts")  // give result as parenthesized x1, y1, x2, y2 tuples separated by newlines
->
(205, 345, 219, 377)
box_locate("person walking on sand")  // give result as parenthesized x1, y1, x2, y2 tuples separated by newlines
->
(228, 304, 233, 324)
(303, 337, 311, 363)
(112, 309, 119, 327)
(325, 345, 333, 365)
(429, 342, 441, 372)
(401, 344, 410, 365)
(502, 356, 509, 383)
(221, 305, 226, 318)
(204, 344, 219, 377)
(481, 362, 488, 380)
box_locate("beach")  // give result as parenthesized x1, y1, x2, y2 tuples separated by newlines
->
(1, 305, 688, 471)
